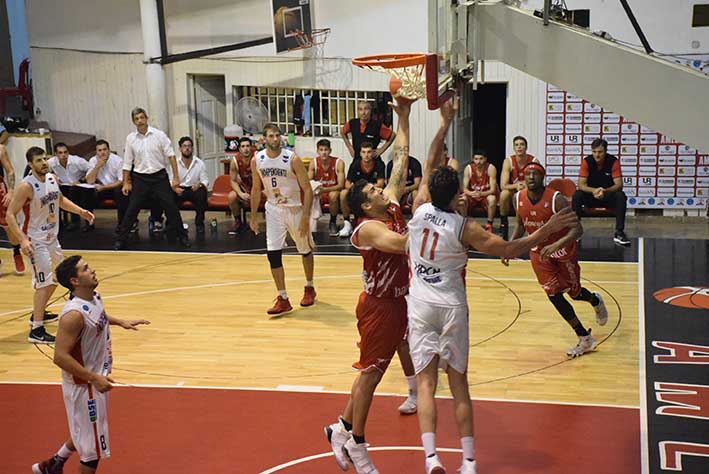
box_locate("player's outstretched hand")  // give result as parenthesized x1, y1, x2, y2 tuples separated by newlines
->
(20, 238, 34, 258)
(539, 243, 559, 261)
(249, 217, 259, 234)
(388, 96, 413, 116)
(440, 95, 458, 123)
(80, 209, 95, 225)
(546, 207, 577, 232)
(119, 319, 151, 331)
(92, 374, 114, 393)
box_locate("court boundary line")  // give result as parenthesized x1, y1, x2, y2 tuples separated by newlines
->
(0, 380, 640, 410)
(259, 446, 463, 474)
(67, 247, 639, 265)
(638, 237, 649, 474)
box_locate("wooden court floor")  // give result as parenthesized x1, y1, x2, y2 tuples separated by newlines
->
(0, 249, 638, 407)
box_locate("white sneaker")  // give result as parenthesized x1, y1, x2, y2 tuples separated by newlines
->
(566, 329, 597, 358)
(343, 437, 379, 474)
(324, 417, 352, 471)
(458, 459, 477, 474)
(593, 292, 608, 326)
(426, 454, 446, 474)
(398, 394, 417, 414)
(338, 220, 353, 238)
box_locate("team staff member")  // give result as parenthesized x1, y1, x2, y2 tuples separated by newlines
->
(84, 140, 128, 232)
(341, 100, 396, 160)
(114, 108, 190, 250)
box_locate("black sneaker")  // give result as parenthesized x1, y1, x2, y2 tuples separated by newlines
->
(28, 326, 56, 344)
(113, 240, 127, 251)
(43, 310, 59, 324)
(329, 221, 339, 236)
(32, 454, 67, 474)
(613, 230, 631, 247)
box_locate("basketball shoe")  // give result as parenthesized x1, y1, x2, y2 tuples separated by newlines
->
(613, 230, 630, 247)
(300, 286, 316, 307)
(14, 253, 25, 274)
(593, 292, 608, 326)
(566, 329, 597, 358)
(343, 437, 379, 474)
(32, 455, 67, 474)
(459, 459, 477, 474)
(324, 417, 352, 471)
(338, 220, 353, 238)
(28, 326, 56, 344)
(425, 454, 446, 474)
(398, 393, 417, 414)
(267, 296, 293, 316)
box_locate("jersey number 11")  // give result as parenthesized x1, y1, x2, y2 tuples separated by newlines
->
(420, 228, 439, 260)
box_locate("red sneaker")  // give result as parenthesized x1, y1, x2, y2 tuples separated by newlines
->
(267, 296, 293, 316)
(14, 253, 26, 274)
(484, 223, 493, 233)
(300, 286, 316, 307)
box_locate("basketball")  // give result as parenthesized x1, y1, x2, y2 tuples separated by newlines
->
(653, 286, 709, 309)
(389, 76, 403, 97)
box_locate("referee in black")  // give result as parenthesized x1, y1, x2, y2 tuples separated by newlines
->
(114, 107, 190, 250)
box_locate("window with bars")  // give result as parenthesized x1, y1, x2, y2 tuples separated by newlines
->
(233, 86, 393, 137)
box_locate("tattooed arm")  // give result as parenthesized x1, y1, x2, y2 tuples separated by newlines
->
(383, 98, 412, 203)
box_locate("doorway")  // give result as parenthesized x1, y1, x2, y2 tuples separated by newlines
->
(190, 75, 226, 186)
(472, 83, 507, 182)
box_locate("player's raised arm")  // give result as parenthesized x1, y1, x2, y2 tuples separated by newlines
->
(355, 220, 408, 254)
(383, 98, 412, 203)
(413, 96, 457, 212)
(465, 207, 578, 259)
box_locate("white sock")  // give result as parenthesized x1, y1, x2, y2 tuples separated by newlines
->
(57, 443, 74, 459)
(422, 432, 436, 458)
(461, 436, 475, 461)
(31, 320, 43, 329)
(306, 280, 314, 287)
(277, 290, 288, 299)
(405, 375, 417, 396)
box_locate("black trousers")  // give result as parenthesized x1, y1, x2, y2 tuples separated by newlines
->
(84, 187, 129, 224)
(151, 186, 208, 226)
(59, 185, 94, 224)
(116, 170, 184, 242)
(571, 190, 627, 232)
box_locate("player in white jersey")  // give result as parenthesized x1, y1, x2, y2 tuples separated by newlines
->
(31, 255, 149, 474)
(406, 97, 578, 474)
(5, 147, 94, 344)
(249, 123, 315, 316)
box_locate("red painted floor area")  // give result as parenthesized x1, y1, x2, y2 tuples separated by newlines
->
(1, 384, 639, 473)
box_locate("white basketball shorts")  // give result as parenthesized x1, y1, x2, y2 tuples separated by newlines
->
(406, 295, 469, 375)
(29, 239, 63, 289)
(62, 381, 111, 462)
(264, 202, 314, 254)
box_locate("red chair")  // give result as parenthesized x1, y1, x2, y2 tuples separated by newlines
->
(0, 58, 33, 116)
(207, 174, 231, 211)
(547, 177, 611, 215)
(547, 178, 577, 198)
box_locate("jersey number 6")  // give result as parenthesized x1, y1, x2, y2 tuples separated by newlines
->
(271, 177, 277, 188)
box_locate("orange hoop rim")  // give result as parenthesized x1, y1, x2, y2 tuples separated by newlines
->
(352, 53, 427, 69)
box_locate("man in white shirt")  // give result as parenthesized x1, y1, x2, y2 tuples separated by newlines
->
(84, 140, 128, 232)
(150, 136, 209, 235)
(48, 142, 91, 231)
(114, 107, 190, 250)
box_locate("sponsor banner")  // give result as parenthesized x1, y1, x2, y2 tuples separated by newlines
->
(696, 188, 709, 197)
(563, 166, 580, 176)
(643, 239, 709, 473)
(546, 165, 563, 176)
(676, 187, 695, 197)
(546, 84, 707, 210)
(677, 178, 695, 187)
(624, 187, 637, 197)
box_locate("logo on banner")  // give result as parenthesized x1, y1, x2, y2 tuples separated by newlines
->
(653, 286, 709, 309)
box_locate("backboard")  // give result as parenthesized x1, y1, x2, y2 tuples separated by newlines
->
(271, 0, 313, 53)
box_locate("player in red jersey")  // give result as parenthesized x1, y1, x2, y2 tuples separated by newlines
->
(324, 97, 415, 474)
(0, 142, 26, 275)
(307, 138, 345, 236)
(505, 162, 609, 357)
(499, 136, 537, 240)
(461, 150, 498, 233)
(227, 137, 265, 234)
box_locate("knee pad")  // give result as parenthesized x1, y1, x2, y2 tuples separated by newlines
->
(267, 250, 283, 269)
(81, 459, 99, 469)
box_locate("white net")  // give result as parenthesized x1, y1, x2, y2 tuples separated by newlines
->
(361, 63, 427, 100)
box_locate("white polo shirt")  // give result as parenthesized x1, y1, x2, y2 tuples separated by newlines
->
(123, 126, 176, 175)
(169, 156, 209, 188)
(48, 155, 91, 184)
(88, 153, 123, 186)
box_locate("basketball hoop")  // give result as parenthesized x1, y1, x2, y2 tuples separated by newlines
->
(352, 53, 428, 101)
(293, 28, 331, 57)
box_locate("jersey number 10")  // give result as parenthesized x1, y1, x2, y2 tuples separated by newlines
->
(420, 228, 439, 260)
